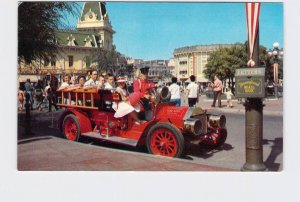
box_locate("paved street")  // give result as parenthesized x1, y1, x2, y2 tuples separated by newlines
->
(180, 95, 283, 171)
(17, 96, 283, 171)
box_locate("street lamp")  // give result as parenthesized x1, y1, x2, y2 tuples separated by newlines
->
(268, 42, 283, 98)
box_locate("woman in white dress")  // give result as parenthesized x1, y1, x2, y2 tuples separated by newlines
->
(113, 77, 143, 125)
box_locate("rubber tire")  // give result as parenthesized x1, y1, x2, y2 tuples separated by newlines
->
(147, 123, 184, 158)
(62, 114, 81, 141)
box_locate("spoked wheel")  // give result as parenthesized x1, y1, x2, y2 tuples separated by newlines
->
(62, 114, 81, 141)
(147, 123, 184, 157)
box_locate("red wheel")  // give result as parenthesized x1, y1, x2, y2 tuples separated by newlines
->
(62, 114, 81, 141)
(147, 123, 184, 157)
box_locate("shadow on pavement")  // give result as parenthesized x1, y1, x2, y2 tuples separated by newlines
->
(18, 136, 53, 145)
(182, 142, 234, 160)
(263, 137, 283, 171)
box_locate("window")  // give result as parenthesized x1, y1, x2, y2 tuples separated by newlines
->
(51, 55, 56, 67)
(44, 57, 50, 67)
(179, 61, 187, 65)
(68, 55, 73, 67)
(86, 56, 91, 68)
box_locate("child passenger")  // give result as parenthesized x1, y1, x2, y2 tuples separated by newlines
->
(112, 77, 144, 125)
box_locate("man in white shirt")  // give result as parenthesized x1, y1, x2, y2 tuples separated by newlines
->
(168, 77, 181, 106)
(58, 75, 70, 90)
(84, 70, 98, 86)
(186, 75, 199, 107)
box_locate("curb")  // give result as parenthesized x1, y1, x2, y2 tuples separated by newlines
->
(206, 107, 283, 116)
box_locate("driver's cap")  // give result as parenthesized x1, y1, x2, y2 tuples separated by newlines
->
(140, 66, 150, 75)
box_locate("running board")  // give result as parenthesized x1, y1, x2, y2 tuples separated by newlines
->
(81, 132, 138, 147)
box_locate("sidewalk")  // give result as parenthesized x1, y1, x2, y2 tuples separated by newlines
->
(182, 95, 283, 116)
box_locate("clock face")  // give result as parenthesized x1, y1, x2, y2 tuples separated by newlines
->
(89, 14, 93, 19)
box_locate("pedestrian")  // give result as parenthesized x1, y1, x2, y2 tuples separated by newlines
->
(210, 75, 223, 108)
(224, 88, 233, 108)
(186, 75, 199, 107)
(18, 87, 25, 112)
(24, 78, 34, 110)
(168, 77, 181, 106)
(34, 80, 44, 111)
(47, 83, 58, 112)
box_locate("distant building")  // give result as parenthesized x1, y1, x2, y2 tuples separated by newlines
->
(126, 58, 171, 83)
(143, 60, 170, 83)
(167, 58, 176, 77)
(18, 2, 115, 84)
(173, 44, 232, 83)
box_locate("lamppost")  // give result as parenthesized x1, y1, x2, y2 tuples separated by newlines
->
(268, 42, 283, 98)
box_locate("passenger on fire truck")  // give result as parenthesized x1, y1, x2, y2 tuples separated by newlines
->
(113, 77, 143, 125)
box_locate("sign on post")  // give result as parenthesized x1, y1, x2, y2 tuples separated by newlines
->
(235, 67, 265, 98)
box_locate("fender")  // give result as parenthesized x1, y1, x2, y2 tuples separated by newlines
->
(59, 108, 92, 133)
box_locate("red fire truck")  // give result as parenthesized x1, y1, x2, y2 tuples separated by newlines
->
(57, 86, 227, 157)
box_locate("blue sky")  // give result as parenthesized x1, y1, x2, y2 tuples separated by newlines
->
(63, 2, 283, 60)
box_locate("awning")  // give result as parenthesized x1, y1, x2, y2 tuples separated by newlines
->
(18, 75, 41, 82)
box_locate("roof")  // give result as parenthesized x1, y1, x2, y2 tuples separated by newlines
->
(80, 2, 106, 21)
(173, 44, 234, 55)
(55, 30, 97, 47)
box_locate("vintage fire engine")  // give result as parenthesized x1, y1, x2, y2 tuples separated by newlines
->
(57, 86, 227, 157)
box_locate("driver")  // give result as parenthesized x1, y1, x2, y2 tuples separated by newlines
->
(133, 66, 156, 101)
(133, 67, 157, 118)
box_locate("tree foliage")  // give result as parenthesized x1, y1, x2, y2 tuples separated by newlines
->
(203, 41, 282, 82)
(204, 43, 247, 81)
(18, 2, 79, 64)
(91, 46, 125, 75)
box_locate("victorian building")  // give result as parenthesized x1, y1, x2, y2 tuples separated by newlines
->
(173, 44, 232, 83)
(18, 2, 115, 84)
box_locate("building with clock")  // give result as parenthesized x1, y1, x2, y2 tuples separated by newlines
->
(18, 2, 115, 85)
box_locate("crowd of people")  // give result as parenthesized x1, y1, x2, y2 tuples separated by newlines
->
(18, 70, 236, 117)
(18, 78, 58, 112)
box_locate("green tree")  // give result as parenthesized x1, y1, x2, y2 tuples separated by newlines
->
(204, 41, 279, 89)
(91, 46, 124, 74)
(204, 43, 248, 81)
(18, 2, 79, 64)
